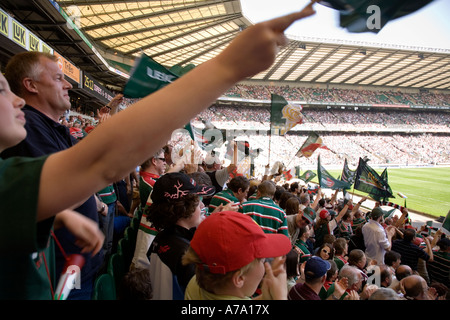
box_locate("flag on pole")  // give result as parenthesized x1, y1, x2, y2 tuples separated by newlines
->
(296, 132, 330, 158)
(169, 63, 196, 77)
(123, 54, 179, 98)
(270, 94, 304, 136)
(442, 211, 450, 232)
(397, 192, 408, 208)
(299, 170, 316, 184)
(282, 167, 296, 181)
(380, 167, 393, 198)
(383, 208, 397, 219)
(341, 158, 356, 185)
(317, 156, 352, 190)
(230, 155, 252, 179)
(184, 122, 208, 148)
(354, 157, 394, 201)
(318, 0, 434, 34)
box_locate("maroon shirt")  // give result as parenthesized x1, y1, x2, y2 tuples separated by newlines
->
(288, 282, 321, 300)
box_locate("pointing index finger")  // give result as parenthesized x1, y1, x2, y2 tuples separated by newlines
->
(266, 1, 317, 32)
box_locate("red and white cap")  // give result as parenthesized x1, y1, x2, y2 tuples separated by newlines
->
(191, 211, 291, 274)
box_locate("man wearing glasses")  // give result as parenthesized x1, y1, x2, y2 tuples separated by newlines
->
(131, 148, 167, 269)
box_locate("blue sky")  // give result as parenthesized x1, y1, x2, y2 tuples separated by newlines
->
(240, 0, 450, 50)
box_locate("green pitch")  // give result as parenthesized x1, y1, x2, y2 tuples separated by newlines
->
(311, 167, 450, 218)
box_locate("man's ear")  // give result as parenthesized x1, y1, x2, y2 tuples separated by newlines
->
(22, 78, 38, 94)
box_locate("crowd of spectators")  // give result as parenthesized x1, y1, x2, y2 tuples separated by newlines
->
(221, 84, 450, 107)
(192, 105, 450, 131)
(67, 93, 450, 172)
(5, 9, 449, 304)
(127, 166, 450, 301)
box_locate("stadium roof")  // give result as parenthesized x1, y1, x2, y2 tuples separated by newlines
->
(1, 0, 450, 91)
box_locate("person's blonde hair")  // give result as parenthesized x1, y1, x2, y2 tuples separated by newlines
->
(182, 246, 261, 293)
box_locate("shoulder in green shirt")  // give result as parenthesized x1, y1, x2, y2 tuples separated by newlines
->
(0, 156, 55, 299)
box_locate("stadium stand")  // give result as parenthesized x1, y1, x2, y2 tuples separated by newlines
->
(1, 0, 449, 304)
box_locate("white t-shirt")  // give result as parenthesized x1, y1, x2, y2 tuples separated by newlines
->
(362, 219, 390, 264)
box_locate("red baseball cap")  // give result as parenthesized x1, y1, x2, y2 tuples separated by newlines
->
(190, 211, 291, 274)
(319, 208, 330, 219)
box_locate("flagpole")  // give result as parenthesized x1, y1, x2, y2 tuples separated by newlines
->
(268, 129, 272, 167)
(234, 141, 238, 165)
(285, 153, 296, 170)
(191, 140, 195, 165)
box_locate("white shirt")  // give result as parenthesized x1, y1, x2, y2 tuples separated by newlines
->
(362, 219, 390, 264)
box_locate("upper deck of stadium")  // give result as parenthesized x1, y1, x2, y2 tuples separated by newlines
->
(1, 0, 449, 102)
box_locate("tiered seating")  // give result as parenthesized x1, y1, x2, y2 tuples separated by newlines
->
(92, 216, 140, 300)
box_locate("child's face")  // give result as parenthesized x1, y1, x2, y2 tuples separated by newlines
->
(241, 258, 265, 297)
(0, 74, 26, 151)
(186, 199, 204, 229)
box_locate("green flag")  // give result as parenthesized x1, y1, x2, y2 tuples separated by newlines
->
(296, 132, 330, 158)
(317, 156, 352, 190)
(379, 168, 394, 200)
(270, 94, 304, 136)
(169, 63, 196, 77)
(354, 157, 394, 201)
(184, 122, 211, 150)
(299, 170, 316, 184)
(318, 0, 434, 34)
(384, 208, 397, 219)
(123, 54, 179, 98)
(442, 211, 450, 232)
(341, 158, 356, 185)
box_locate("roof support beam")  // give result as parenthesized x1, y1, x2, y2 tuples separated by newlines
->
(126, 14, 241, 55)
(95, 13, 232, 42)
(278, 43, 320, 81)
(308, 48, 359, 83)
(81, 0, 235, 31)
(388, 56, 448, 87)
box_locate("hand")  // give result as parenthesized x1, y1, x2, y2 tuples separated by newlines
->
(426, 286, 438, 300)
(107, 94, 124, 110)
(221, 202, 240, 212)
(333, 277, 348, 299)
(344, 290, 360, 300)
(360, 284, 378, 300)
(386, 225, 396, 237)
(96, 107, 111, 123)
(55, 210, 105, 256)
(216, 2, 316, 82)
(184, 162, 199, 174)
(260, 256, 287, 300)
(100, 204, 108, 216)
(211, 202, 239, 214)
(434, 229, 442, 237)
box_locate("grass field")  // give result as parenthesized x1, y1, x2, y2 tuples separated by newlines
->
(310, 167, 450, 218)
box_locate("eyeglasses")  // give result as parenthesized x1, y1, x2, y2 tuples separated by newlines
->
(156, 157, 166, 162)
